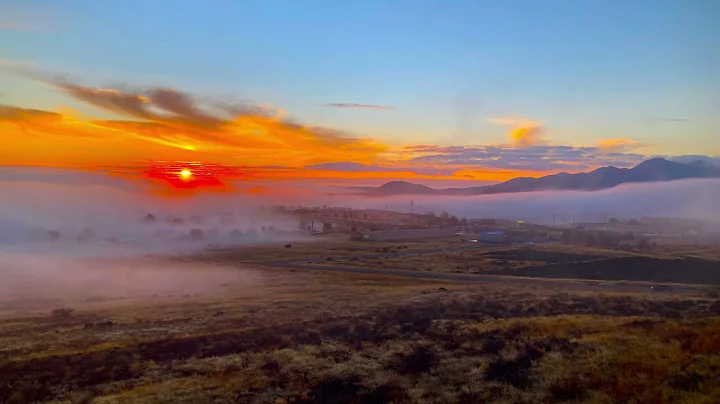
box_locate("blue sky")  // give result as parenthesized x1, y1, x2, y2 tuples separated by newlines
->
(2, 0, 719, 155)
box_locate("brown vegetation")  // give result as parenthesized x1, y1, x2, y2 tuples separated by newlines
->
(1, 275, 719, 403)
(2, 239, 720, 403)
(290, 241, 720, 286)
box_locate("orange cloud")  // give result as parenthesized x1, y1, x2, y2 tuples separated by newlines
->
(488, 117, 545, 147)
(596, 138, 651, 153)
(1, 79, 389, 170)
(2, 68, 660, 195)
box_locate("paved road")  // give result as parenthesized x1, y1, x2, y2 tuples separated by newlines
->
(262, 247, 703, 295)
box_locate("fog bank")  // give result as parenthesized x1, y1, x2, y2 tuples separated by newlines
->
(361, 179, 720, 225)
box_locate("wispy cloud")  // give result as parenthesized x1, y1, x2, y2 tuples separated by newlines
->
(305, 161, 455, 176)
(488, 117, 545, 147)
(660, 118, 691, 122)
(596, 138, 652, 153)
(1, 62, 710, 187)
(1, 71, 390, 168)
(643, 117, 692, 125)
(0, 58, 36, 70)
(407, 144, 648, 172)
(318, 103, 397, 110)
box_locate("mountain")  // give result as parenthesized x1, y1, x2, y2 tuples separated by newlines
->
(357, 158, 720, 197)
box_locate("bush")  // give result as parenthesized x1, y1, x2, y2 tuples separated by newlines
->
(51, 306, 75, 318)
(390, 345, 438, 375)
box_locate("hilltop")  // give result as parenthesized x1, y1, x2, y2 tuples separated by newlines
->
(354, 158, 720, 196)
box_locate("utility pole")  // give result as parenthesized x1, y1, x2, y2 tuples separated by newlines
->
(410, 201, 414, 214)
(553, 213, 556, 226)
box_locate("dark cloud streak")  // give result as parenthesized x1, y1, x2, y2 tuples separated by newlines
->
(408, 145, 649, 172)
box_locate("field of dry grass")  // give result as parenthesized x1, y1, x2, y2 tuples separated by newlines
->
(2, 239, 720, 403)
(185, 237, 469, 263)
(1, 258, 720, 403)
(280, 240, 720, 286)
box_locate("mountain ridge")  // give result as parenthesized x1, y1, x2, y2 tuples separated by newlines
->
(353, 158, 720, 197)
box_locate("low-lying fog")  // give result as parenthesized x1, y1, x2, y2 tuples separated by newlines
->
(0, 168, 300, 312)
(370, 179, 720, 225)
(1, 167, 719, 313)
(0, 253, 262, 305)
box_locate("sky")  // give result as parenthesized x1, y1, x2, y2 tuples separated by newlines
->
(1, 0, 719, 194)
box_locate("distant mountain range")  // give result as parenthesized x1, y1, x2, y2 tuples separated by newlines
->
(352, 158, 720, 197)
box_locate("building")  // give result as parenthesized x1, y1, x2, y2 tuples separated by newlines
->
(480, 231, 505, 243)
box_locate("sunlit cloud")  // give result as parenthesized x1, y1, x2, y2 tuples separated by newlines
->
(488, 117, 545, 147)
(596, 138, 651, 153)
(1, 64, 709, 193)
(1, 74, 390, 170)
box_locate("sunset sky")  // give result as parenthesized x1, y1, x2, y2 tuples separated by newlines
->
(2, 0, 719, 193)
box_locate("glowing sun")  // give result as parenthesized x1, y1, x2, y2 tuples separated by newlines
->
(179, 169, 193, 179)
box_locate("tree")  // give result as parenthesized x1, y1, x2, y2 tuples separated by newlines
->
(322, 222, 333, 233)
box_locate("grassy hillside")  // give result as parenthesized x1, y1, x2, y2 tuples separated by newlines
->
(1, 276, 719, 403)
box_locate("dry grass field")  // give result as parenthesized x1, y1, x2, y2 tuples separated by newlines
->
(280, 239, 720, 286)
(1, 238, 720, 403)
(189, 237, 469, 264)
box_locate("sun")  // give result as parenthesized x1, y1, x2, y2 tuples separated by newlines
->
(179, 169, 193, 179)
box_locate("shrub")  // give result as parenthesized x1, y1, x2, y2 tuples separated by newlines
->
(51, 306, 75, 318)
(390, 345, 438, 375)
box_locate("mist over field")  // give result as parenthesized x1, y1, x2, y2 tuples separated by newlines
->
(0, 253, 263, 307)
(0, 168, 303, 255)
(1, 167, 719, 311)
(368, 179, 720, 225)
(3, 169, 720, 249)
(0, 168, 294, 312)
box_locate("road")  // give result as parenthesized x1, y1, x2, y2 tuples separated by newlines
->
(262, 246, 702, 295)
